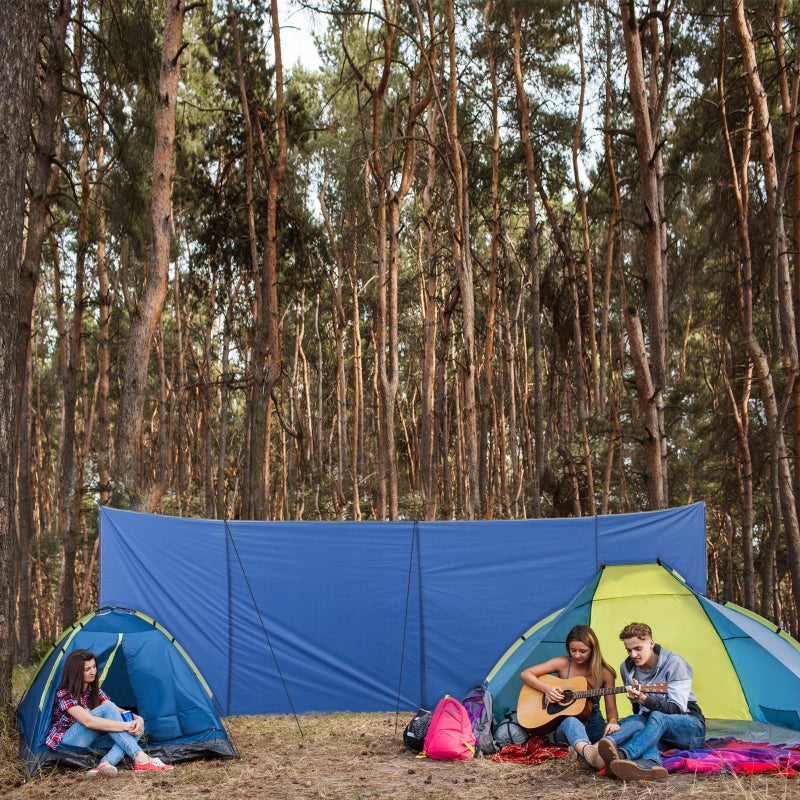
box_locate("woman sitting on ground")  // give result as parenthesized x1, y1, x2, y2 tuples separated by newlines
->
(520, 624, 619, 769)
(46, 648, 174, 776)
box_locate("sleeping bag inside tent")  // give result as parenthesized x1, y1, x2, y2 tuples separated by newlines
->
(16, 607, 237, 776)
(485, 563, 800, 741)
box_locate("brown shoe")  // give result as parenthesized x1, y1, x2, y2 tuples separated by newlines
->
(581, 744, 604, 770)
(597, 737, 620, 771)
(609, 758, 668, 781)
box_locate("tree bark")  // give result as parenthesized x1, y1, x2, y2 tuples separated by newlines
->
(481, 0, 500, 519)
(445, 0, 479, 518)
(115, 0, 185, 509)
(319, 163, 349, 519)
(619, 0, 670, 508)
(17, 0, 70, 419)
(244, 0, 286, 519)
(729, 0, 800, 615)
(572, 5, 601, 418)
(511, 12, 543, 516)
(717, 31, 756, 609)
(16, 0, 70, 660)
(419, 99, 440, 520)
(0, 0, 42, 711)
(55, 32, 91, 627)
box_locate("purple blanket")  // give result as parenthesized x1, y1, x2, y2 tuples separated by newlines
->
(662, 737, 800, 776)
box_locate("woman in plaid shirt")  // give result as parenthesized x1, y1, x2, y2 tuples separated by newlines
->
(46, 648, 174, 775)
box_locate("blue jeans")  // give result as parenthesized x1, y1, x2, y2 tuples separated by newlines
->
(554, 704, 607, 747)
(608, 711, 705, 764)
(58, 701, 143, 766)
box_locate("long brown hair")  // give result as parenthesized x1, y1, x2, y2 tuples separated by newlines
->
(58, 649, 102, 709)
(565, 625, 617, 689)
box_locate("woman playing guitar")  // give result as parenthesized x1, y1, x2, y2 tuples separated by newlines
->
(519, 625, 619, 769)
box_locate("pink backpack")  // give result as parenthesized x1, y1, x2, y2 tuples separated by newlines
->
(421, 696, 476, 760)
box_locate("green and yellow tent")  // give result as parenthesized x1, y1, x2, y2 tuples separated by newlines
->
(486, 563, 800, 740)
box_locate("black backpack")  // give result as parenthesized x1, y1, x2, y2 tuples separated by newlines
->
(402, 708, 433, 752)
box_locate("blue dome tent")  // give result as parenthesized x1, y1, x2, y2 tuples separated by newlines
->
(16, 607, 237, 776)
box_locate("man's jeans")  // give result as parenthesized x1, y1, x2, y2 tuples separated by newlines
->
(607, 711, 705, 764)
(58, 701, 143, 766)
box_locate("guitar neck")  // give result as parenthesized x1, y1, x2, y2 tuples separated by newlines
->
(570, 684, 665, 700)
(571, 685, 629, 700)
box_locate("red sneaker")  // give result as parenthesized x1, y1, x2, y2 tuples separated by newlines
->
(134, 757, 174, 771)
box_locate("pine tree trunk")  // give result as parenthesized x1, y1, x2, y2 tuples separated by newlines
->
(618, 0, 670, 508)
(115, 0, 184, 508)
(511, 12, 543, 517)
(0, 0, 42, 710)
(481, 0, 500, 519)
(446, 0, 479, 518)
(419, 99, 440, 520)
(730, 0, 800, 614)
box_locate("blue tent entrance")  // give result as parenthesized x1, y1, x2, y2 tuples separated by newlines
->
(17, 607, 237, 776)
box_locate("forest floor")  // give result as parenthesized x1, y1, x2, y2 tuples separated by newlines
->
(4, 713, 800, 800)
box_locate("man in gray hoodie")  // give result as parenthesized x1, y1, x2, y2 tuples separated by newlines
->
(583, 622, 705, 781)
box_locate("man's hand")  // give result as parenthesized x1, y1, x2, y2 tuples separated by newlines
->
(625, 681, 647, 703)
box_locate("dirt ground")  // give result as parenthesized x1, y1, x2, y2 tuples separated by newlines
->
(5, 713, 800, 800)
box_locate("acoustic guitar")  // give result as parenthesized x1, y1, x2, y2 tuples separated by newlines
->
(516, 674, 668, 734)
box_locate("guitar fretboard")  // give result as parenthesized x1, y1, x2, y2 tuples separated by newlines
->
(567, 683, 666, 700)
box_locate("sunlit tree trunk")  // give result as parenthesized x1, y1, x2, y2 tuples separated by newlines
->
(480, 0, 500, 518)
(445, 0, 479, 518)
(570, 6, 597, 512)
(228, 0, 261, 518)
(349, 240, 364, 521)
(320, 163, 349, 519)
(600, 0, 621, 512)
(511, 12, 543, 516)
(772, 0, 800, 568)
(115, 0, 184, 509)
(419, 100, 440, 520)
(250, 0, 286, 517)
(618, 0, 671, 508)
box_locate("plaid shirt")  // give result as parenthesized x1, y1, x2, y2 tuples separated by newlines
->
(46, 686, 111, 749)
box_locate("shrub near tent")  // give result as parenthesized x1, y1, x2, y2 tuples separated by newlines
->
(486, 563, 800, 739)
(16, 607, 237, 776)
